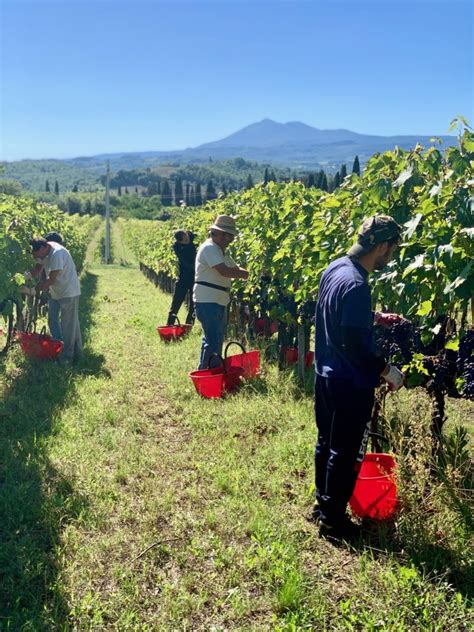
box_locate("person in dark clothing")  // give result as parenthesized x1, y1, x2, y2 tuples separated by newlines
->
(313, 215, 405, 542)
(167, 230, 197, 326)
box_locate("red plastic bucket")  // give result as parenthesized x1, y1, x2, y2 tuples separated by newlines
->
(157, 324, 192, 341)
(18, 328, 63, 360)
(350, 453, 398, 520)
(224, 341, 260, 379)
(156, 315, 192, 342)
(282, 346, 298, 364)
(189, 355, 244, 398)
(254, 318, 278, 337)
(281, 348, 314, 367)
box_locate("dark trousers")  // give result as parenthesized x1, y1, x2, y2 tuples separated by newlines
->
(167, 278, 194, 325)
(314, 375, 374, 524)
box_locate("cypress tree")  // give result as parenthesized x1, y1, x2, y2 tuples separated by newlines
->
(246, 174, 254, 189)
(189, 186, 196, 206)
(352, 155, 361, 175)
(334, 172, 341, 189)
(185, 183, 191, 206)
(118, 186, 122, 196)
(263, 167, 270, 184)
(195, 183, 203, 206)
(135, 186, 138, 194)
(320, 172, 328, 192)
(306, 173, 315, 188)
(174, 177, 183, 205)
(269, 170, 277, 182)
(205, 179, 216, 201)
(54, 180, 59, 195)
(45, 179, 50, 192)
(161, 180, 172, 206)
(72, 184, 78, 193)
(125, 187, 129, 194)
(340, 164, 347, 180)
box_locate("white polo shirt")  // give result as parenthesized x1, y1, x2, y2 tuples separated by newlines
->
(44, 243, 81, 300)
(193, 239, 237, 307)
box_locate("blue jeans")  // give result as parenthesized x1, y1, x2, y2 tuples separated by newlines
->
(48, 298, 62, 341)
(195, 302, 227, 370)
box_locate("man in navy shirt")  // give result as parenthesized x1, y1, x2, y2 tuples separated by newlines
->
(313, 215, 405, 541)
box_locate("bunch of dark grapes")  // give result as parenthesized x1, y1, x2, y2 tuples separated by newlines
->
(297, 300, 316, 324)
(457, 330, 474, 399)
(423, 355, 452, 392)
(374, 320, 416, 367)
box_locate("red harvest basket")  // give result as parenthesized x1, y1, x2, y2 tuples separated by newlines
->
(18, 328, 63, 360)
(189, 354, 244, 399)
(224, 341, 260, 379)
(282, 347, 314, 367)
(156, 315, 192, 342)
(350, 453, 398, 520)
(254, 317, 278, 337)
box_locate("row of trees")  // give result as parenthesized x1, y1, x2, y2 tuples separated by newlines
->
(44, 179, 80, 194)
(30, 155, 361, 204)
(132, 156, 362, 207)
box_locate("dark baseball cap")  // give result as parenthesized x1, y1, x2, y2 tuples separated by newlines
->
(348, 215, 402, 257)
(44, 231, 64, 244)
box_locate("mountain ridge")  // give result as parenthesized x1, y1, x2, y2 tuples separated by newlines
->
(2, 119, 457, 177)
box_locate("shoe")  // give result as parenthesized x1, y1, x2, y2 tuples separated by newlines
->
(317, 515, 361, 543)
(307, 504, 321, 523)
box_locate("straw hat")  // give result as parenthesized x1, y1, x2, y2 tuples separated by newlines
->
(210, 215, 239, 236)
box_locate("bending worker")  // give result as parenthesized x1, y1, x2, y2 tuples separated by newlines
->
(30, 237, 82, 365)
(193, 215, 248, 369)
(166, 230, 196, 326)
(313, 215, 405, 541)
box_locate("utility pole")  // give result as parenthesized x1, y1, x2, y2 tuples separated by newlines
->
(105, 161, 111, 263)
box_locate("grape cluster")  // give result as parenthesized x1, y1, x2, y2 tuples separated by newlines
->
(374, 320, 420, 367)
(297, 300, 316, 324)
(457, 331, 474, 399)
(423, 355, 453, 392)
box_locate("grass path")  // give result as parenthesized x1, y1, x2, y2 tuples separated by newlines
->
(0, 224, 472, 630)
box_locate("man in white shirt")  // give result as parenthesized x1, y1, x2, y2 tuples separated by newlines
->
(30, 238, 82, 365)
(193, 215, 249, 369)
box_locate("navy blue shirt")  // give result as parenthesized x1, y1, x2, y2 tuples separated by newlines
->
(315, 256, 379, 388)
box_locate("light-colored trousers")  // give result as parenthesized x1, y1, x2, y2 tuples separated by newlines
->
(49, 295, 83, 361)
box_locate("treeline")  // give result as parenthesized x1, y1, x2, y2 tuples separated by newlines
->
(1, 154, 363, 218)
(96, 155, 362, 207)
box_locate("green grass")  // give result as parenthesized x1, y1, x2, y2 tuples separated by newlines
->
(0, 223, 472, 630)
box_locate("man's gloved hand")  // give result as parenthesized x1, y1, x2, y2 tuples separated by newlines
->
(374, 312, 407, 328)
(382, 364, 405, 391)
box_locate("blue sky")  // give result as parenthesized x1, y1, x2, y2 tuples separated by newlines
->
(1, 0, 472, 160)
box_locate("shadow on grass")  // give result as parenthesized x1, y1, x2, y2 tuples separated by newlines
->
(0, 271, 106, 629)
(349, 509, 474, 602)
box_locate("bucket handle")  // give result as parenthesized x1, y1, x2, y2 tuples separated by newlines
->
(207, 353, 226, 371)
(169, 313, 181, 327)
(224, 341, 246, 357)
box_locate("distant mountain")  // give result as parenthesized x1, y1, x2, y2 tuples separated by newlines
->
(1, 119, 458, 191)
(197, 118, 365, 149)
(184, 119, 457, 166)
